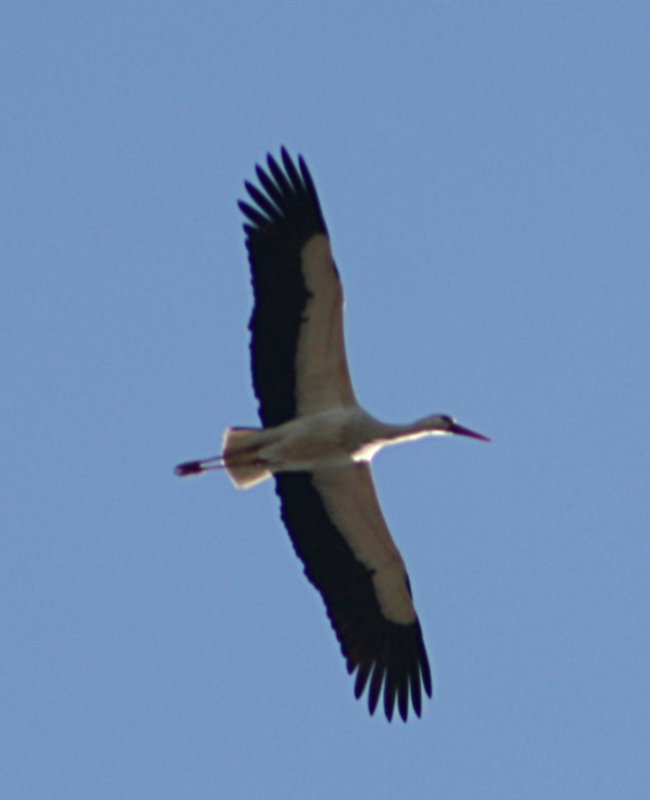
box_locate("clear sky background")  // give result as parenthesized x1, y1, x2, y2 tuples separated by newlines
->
(3, 3, 649, 798)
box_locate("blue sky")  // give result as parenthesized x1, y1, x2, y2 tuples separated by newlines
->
(3, 3, 649, 798)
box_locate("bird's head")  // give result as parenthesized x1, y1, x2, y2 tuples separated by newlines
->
(416, 414, 491, 441)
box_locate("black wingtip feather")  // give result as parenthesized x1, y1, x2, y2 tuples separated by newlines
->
(367, 662, 384, 717)
(238, 200, 268, 227)
(281, 148, 303, 189)
(244, 181, 282, 221)
(395, 669, 407, 721)
(298, 155, 318, 198)
(384, 671, 397, 722)
(354, 662, 372, 699)
(266, 152, 292, 195)
(409, 659, 422, 717)
(420, 649, 433, 698)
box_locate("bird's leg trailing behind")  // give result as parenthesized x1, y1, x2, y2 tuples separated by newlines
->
(175, 427, 272, 489)
(174, 455, 224, 476)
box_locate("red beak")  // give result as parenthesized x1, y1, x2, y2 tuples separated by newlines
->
(449, 422, 491, 442)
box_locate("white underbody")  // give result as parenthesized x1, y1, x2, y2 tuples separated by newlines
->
(227, 405, 444, 481)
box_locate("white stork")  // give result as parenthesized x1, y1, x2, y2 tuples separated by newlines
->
(176, 149, 489, 722)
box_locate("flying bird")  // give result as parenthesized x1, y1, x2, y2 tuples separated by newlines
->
(176, 149, 489, 722)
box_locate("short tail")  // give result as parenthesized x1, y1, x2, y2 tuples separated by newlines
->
(222, 427, 271, 489)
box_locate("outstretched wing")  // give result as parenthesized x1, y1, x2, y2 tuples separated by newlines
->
(275, 464, 432, 722)
(240, 149, 357, 427)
